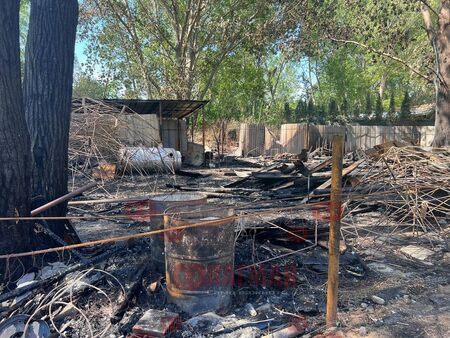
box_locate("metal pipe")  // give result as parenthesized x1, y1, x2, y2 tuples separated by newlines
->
(31, 182, 97, 216)
(326, 135, 344, 328)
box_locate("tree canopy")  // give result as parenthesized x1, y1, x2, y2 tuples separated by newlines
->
(75, 0, 448, 133)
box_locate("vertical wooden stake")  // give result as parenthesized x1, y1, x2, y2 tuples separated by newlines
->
(202, 108, 206, 150)
(159, 102, 163, 142)
(326, 135, 344, 328)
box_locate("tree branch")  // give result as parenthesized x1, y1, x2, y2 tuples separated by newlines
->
(421, 2, 447, 88)
(328, 36, 432, 83)
(419, 0, 439, 17)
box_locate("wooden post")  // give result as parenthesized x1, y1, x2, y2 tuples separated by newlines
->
(326, 135, 344, 328)
(159, 102, 163, 143)
(202, 108, 206, 150)
(177, 118, 181, 151)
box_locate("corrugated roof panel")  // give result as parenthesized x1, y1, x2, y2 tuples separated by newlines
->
(103, 99, 208, 119)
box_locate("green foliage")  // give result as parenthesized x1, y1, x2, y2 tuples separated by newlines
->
(340, 98, 349, 116)
(202, 49, 301, 125)
(306, 98, 315, 122)
(388, 91, 396, 122)
(295, 99, 307, 122)
(328, 98, 338, 122)
(375, 94, 383, 121)
(365, 92, 372, 116)
(281, 0, 435, 124)
(400, 90, 411, 120)
(283, 102, 292, 123)
(73, 0, 439, 126)
(79, 0, 276, 100)
(19, 0, 30, 67)
(73, 74, 112, 99)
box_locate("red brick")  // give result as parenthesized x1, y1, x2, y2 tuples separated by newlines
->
(132, 309, 180, 337)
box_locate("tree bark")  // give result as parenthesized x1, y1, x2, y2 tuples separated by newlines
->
(423, 1, 450, 146)
(0, 0, 33, 263)
(24, 0, 80, 243)
(379, 74, 386, 99)
(433, 1, 450, 146)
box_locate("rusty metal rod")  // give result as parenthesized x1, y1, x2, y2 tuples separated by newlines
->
(326, 135, 344, 328)
(31, 181, 97, 216)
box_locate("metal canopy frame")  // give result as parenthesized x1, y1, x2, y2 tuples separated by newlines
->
(103, 99, 208, 119)
(103, 98, 208, 153)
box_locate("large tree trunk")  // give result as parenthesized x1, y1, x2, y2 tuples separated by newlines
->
(433, 1, 450, 146)
(24, 0, 80, 243)
(0, 0, 33, 267)
(424, 1, 450, 146)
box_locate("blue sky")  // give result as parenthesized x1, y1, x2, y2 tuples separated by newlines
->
(75, 38, 88, 66)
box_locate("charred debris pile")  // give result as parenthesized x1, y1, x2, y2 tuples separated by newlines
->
(0, 141, 448, 337)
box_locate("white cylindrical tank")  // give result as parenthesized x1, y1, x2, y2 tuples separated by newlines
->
(119, 147, 182, 172)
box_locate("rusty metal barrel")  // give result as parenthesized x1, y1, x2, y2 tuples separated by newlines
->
(164, 204, 235, 315)
(148, 193, 207, 272)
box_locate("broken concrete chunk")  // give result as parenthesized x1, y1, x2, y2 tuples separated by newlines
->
(11, 291, 31, 306)
(39, 261, 68, 279)
(132, 309, 180, 337)
(371, 295, 385, 305)
(367, 262, 394, 275)
(217, 327, 261, 338)
(403, 294, 412, 304)
(399, 245, 434, 264)
(244, 303, 257, 317)
(53, 303, 77, 322)
(185, 312, 224, 330)
(359, 326, 367, 336)
(16, 272, 36, 288)
(256, 303, 271, 312)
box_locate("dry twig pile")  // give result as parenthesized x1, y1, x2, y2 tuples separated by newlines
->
(347, 146, 450, 235)
(69, 98, 162, 178)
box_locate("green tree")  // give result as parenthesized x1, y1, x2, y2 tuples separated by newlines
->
(365, 92, 372, 117)
(340, 97, 349, 116)
(328, 98, 338, 122)
(400, 90, 411, 120)
(295, 98, 307, 122)
(73, 74, 114, 98)
(283, 102, 292, 123)
(421, 1, 450, 145)
(375, 93, 383, 122)
(306, 98, 315, 122)
(80, 0, 275, 99)
(388, 91, 396, 123)
(283, 0, 449, 144)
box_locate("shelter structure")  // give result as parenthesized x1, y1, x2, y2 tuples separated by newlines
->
(103, 99, 208, 155)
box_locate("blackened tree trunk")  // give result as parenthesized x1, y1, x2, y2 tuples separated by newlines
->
(0, 1, 32, 258)
(24, 0, 80, 243)
(433, 1, 450, 146)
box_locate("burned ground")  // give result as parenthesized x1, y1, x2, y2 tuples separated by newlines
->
(0, 146, 449, 337)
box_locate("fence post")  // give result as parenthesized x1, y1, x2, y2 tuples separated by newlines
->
(326, 135, 344, 328)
